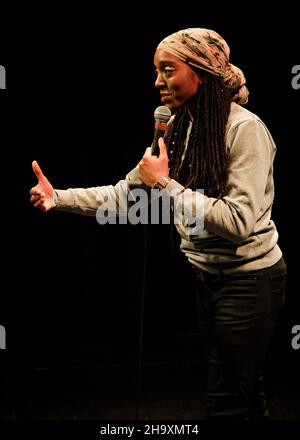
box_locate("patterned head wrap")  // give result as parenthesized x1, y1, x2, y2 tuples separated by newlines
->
(156, 28, 249, 105)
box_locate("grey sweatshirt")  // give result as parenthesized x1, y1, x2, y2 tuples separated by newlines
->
(55, 102, 282, 274)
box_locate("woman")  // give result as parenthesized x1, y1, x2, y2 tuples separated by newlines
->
(30, 28, 286, 420)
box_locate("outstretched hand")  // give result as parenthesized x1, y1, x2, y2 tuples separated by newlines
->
(29, 161, 55, 212)
(138, 137, 169, 187)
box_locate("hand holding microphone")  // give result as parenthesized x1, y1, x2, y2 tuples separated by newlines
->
(139, 106, 172, 187)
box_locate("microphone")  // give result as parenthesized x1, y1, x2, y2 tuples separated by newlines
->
(151, 106, 172, 156)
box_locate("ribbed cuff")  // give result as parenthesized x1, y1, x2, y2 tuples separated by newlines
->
(53, 190, 58, 207)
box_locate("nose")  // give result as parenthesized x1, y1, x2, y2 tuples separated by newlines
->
(155, 71, 165, 88)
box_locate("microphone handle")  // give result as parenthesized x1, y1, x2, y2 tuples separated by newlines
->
(152, 127, 166, 156)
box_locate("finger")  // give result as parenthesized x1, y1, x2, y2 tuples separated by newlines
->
(32, 160, 45, 180)
(33, 199, 42, 209)
(30, 186, 41, 196)
(30, 194, 41, 203)
(143, 147, 153, 158)
(158, 137, 168, 158)
(36, 199, 47, 212)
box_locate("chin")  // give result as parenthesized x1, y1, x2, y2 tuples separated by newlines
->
(164, 102, 176, 112)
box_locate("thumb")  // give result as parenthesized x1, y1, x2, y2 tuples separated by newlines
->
(158, 137, 168, 158)
(32, 160, 45, 181)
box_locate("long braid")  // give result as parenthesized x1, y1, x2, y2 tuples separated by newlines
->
(165, 74, 231, 198)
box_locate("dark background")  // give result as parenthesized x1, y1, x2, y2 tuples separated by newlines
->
(0, 4, 299, 419)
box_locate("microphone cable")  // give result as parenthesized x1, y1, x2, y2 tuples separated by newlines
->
(135, 223, 149, 420)
(135, 107, 171, 419)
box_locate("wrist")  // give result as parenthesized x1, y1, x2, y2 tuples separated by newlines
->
(153, 176, 171, 189)
(53, 190, 58, 207)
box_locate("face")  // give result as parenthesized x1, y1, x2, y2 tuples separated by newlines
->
(154, 49, 203, 113)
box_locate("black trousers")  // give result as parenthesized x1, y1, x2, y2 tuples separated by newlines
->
(194, 257, 287, 420)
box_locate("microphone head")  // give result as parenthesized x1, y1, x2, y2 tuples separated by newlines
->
(154, 106, 172, 123)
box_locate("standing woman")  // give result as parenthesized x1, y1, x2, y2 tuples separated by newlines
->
(30, 28, 286, 420)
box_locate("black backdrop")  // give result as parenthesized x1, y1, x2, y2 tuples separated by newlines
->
(1, 4, 299, 412)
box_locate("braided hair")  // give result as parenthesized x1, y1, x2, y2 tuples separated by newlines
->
(165, 73, 232, 198)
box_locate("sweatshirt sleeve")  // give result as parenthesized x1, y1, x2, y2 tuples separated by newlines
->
(54, 166, 146, 216)
(165, 118, 275, 243)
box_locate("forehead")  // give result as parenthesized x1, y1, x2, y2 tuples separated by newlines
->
(154, 49, 185, 67)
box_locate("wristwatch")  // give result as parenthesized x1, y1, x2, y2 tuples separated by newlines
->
(154, 176, 171, 189)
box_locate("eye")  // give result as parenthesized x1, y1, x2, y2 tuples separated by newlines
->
(163, 66, 174, 75)
(154, 65, 174, 79)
